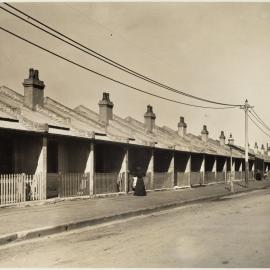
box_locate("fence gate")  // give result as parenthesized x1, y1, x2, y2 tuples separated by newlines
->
(95, 172, 119, 194)
(154, 172, 173, 189)
(205, 172, 216, 184)
(58, 173, 90, 198)
(0, 173, 44, 206)
(190, 172, 203, 186)
(47, 173, 59, 198)
(176, 172, 190, 187)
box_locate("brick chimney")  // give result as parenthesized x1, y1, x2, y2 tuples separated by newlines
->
(201, 125, 209, 142)
(144, 105, 156, 133)
(219, 131, 226, 146)
(254, 142, 258, 154)
(23, 68, 45, 110)
(98, 92, 114, 124)
(177, 116, 187, 137)
(228, 133, 234, 145)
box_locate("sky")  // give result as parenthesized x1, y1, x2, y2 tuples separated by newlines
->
(0, 2, 270, 148)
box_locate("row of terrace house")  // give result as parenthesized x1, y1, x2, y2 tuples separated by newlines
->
(0, 68, 270, 205)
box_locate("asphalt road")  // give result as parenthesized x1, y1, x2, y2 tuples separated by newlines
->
(0, 188, 270, 267)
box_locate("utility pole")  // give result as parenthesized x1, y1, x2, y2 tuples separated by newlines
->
(241, 99, 253, 188)
(230, 146, 234, 192)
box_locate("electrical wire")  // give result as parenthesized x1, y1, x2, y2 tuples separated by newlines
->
(250, 108, 270, 132)
(249, 110, 270, 132)
(2, 3, 241, 108)
(0, 26, 238, 109)
(248, 113, 270, 139)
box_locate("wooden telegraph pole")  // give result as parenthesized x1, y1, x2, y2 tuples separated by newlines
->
(242, 99, 253, 188)
(230, 146, 234, 192)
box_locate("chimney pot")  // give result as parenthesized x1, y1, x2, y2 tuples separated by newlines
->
(219, 131, 226, 146)
(178, 116, 187, 137)
(201, 125, 209, 142)
(34, 70, 39, 80)
(144, 105, 156, 133)
(144, 105, 155, 117)
(228, 133, 234, 145)
(98, 92, 114, 124)
(23, 68, 45, 111)
(29, 68, 35, 79)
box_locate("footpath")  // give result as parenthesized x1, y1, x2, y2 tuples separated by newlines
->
(0, 180, 269, 246)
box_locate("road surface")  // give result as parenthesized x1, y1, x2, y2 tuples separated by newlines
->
(0, 188, 270, 267)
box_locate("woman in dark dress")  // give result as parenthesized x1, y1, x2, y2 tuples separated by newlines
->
(133, 166, 147, 196)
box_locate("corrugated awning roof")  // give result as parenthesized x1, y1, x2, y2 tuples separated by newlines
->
(0, 85, 266, 161)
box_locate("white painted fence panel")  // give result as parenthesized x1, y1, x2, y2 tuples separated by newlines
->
(0, 173, 43, 206)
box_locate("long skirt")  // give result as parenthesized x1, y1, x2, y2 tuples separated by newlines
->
(134, 178, 147, 196)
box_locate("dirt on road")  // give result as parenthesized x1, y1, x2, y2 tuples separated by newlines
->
(0, 189, 270, 267)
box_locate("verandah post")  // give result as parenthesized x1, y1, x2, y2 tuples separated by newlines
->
(239, 160, 243, 180)
(223, 158, 227, 183)
(231, 158, 235, 181)
(42, 137, 47, 200)
(186, 153, 191, 187)
(35, 136, 47, 200)
(147, 147, 154, 190)
(213, 156, 217, 182)
(85, 140, 95, 196)
(168, 149, 175, 188)
(118, 141, 129, 194)
(201, 154, 205, 185)
(124, 145, 129, 194)
(251, 161, 255, 179)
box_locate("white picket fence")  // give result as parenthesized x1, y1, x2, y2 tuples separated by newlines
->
(0, 173, 44, 206)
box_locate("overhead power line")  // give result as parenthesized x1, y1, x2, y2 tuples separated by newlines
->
(0, 26, 238, 110)
(250, 108, 270, 132)
(2, 3, 241, 108)
(249, 110, 270, 132)
(248, 113, 270, 139)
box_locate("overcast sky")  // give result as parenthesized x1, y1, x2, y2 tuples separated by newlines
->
(1, 2, 270, 147)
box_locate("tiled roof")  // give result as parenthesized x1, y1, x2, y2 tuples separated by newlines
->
(0, 84, 265, 161)
(230, 144, 270, 162)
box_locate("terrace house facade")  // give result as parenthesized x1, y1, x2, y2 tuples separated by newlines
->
(0, 69, 269, 205)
